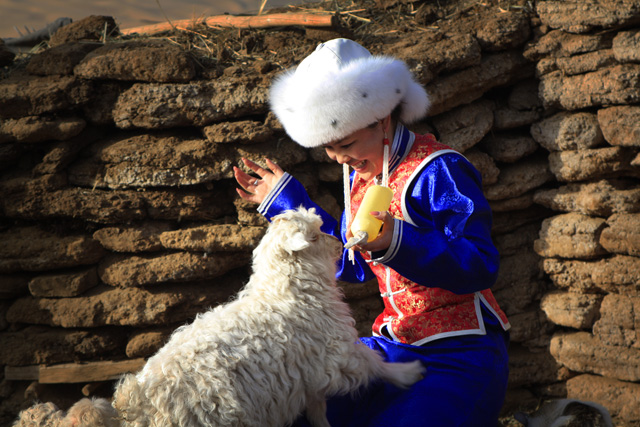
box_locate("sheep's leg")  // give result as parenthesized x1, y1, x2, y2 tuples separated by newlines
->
(304, 393, 331, 427)
(348, 343, 426, 390)
(376, 358, 425, 389)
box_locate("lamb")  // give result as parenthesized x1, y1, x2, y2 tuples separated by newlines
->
(15, 207, 424, 427)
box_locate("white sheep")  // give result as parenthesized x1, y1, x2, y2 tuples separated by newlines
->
(16, 207, 424, 427)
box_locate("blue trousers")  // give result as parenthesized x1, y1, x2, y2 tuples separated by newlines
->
(294, 319, 509, 427)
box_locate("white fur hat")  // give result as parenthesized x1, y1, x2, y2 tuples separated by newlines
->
(269, 38, 430, 148)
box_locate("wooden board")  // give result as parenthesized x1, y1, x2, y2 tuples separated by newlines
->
(4, 365, 40, 381)
(120, 12, 337, 36)
(38, 358, 146, 384)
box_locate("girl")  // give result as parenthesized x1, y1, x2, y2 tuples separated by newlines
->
(233, 38, 510, 427)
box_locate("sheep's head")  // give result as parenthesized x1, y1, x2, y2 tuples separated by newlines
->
(253, 207, 342, 266)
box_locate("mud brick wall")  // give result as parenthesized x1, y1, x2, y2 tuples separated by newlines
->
(0, 0, 639, 425)
(521, 3, 640, 423)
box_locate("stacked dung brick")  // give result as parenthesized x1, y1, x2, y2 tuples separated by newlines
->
(523, 1, 640, 424)
(0, 0, 639, 425)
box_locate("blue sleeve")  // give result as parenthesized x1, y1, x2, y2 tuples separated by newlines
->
(371, 153, 499, 294)
(257, 172, 337, 233)
(257, 172, 375, 283)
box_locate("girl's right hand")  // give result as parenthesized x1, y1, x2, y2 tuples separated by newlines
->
(233, 157, 285, 205)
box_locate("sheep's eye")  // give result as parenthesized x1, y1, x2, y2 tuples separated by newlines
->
(310, 234, 319, 242)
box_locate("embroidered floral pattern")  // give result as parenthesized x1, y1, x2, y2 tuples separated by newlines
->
(350, 134, 508, 345)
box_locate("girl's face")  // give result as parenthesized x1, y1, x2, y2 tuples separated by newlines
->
(324, 120, 388, 182)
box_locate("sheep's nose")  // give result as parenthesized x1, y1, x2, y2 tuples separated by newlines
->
(323, 234, 343, 253)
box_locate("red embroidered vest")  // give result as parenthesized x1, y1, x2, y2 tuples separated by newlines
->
(349, 134, 509, 345)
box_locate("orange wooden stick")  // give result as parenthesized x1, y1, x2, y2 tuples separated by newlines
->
(120, 13, 337, 36)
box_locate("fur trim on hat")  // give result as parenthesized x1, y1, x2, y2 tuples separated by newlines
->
(270, 49, 430, 148)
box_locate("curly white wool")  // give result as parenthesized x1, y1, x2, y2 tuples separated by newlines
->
(12, 398, 118, 427)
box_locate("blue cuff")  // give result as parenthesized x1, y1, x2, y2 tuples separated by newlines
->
(370, 218, 403, 265)
(257, 172, 295, 219)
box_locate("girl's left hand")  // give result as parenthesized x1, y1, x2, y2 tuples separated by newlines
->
(350, 211, 395, 253)
(233, 158, 284, 205)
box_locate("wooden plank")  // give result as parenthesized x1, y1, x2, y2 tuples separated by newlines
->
(38, 358, 146, 384)
(120, 13, 337, 36)
(4, 365, 41, 381)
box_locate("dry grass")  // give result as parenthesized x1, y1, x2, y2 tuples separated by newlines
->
(1, 0, 532, 78)
(108, 0, 418, 70)
(116, 0, 532, 67)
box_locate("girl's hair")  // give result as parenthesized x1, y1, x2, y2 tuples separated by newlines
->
(366, 104, 402, 129)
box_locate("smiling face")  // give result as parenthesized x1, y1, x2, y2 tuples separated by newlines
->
(323, 117, 391, 182)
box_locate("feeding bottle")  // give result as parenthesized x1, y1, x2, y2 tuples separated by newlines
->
(345, 185, 393, 249)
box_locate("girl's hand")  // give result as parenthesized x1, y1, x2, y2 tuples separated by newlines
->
(233, 158, 285, 205)
(349, 211, 395, 253)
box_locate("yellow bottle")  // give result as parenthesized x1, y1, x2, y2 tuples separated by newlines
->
(345, 185, 393, 249)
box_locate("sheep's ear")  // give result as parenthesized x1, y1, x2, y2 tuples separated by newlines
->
(287, 231, 310, 253)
